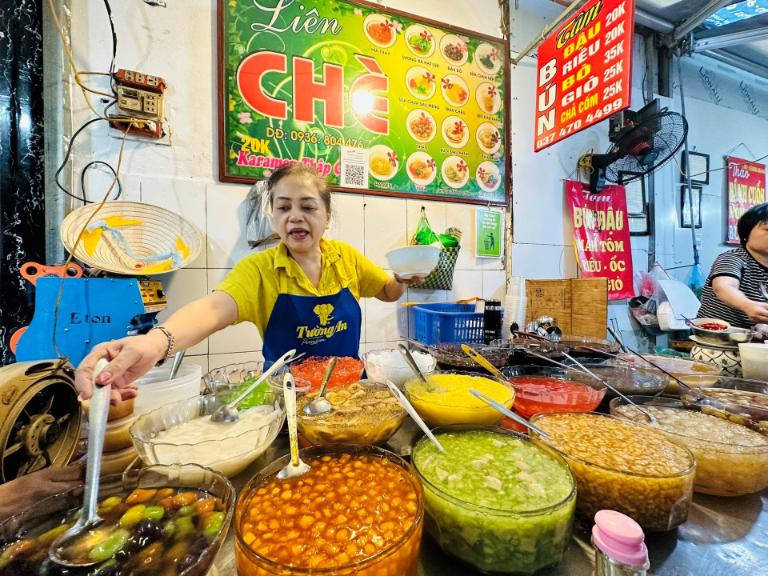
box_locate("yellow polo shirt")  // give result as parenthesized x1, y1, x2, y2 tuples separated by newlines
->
(215, 239, 390, 337)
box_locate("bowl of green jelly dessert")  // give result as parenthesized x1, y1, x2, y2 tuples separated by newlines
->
(412, 426, 575, 575)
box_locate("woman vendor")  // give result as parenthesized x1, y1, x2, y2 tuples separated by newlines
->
(697, 203, 768, 329)
(75, 164, 422, 401)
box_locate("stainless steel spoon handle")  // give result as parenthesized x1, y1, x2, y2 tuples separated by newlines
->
(624, 346, 693, 394)
(283, 373, 301, 468)
(227, 349, 297, 409)
(398, 343, 428, 384)
(561, 352, 657, 424)
(83, 359, 111, 524)
(469, 388, 550, 439)
(385, 380, 444, 453)
(317, 357, 337, 399)
(526, 350, 579, 373)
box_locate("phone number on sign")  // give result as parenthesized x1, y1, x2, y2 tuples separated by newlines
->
(263, 128, 364, 147)
(535, 96, 625, 150)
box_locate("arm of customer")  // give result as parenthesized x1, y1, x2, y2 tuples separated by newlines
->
(712, 276, 768, 323)
(0, 463, 84, 521)
(76, 291, 239, 402)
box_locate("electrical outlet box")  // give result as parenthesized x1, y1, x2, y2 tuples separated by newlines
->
(110, 69, 167, 139)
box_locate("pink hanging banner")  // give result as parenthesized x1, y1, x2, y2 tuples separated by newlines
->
(726, 156, 766, 245)
(566, 180, 634, 300)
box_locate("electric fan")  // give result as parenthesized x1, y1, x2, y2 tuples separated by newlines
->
(580, 100, 688, 193)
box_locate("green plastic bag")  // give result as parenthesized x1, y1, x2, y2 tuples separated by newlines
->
(413, 207, 439, 245)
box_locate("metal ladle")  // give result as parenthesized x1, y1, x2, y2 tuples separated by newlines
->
(561, 352, 658, 425)
(398, 343, 434, 390)
(277, 373, 310, 480)
(303, 357, 337, 416)
(49, 359, 111, 567)
(525, 350, 657, 424)
(211, 349, 298, 423)
(469, 388, 551, 439)
(623, 346, 701, 398)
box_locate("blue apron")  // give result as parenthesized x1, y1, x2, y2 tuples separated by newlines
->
(262, 258, 362, 364)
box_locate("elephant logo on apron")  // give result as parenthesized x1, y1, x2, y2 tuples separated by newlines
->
(313, 303, 335, 326)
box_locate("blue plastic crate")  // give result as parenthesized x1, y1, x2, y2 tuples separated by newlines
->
(409, 303, 485, 345)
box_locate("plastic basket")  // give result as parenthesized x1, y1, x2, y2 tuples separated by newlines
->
(409, 303, 484, 345)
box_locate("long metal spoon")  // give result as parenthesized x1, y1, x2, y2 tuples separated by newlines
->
(211, 349, 297, 423)
(384, 380, 445, 453)
(399, 343, 434, 390)
(561, 352, 658, 425)
(277, 373, 310, 480)
(623, 347, 702, 398)
(303, 357, 337, 416)
(469, 388, 551, 439)
(50, 359, 111, 567)
(460, 344, 506, 380)
(606, 324, 628, 353)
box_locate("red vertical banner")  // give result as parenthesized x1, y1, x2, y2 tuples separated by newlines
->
(534, 0, 635, 151)
(726, 156, 766, 245)
(566, 180, 634, 300)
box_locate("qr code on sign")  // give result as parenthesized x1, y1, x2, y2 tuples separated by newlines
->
(343, 164, 366, 186)
(339, 146, 369, 189)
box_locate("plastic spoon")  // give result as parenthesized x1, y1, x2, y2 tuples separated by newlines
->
(460, 344, 506, 380)
(384, 380, 445, 453)
(303, 357, 337, 416)
(469, 388, 551, 439)
(277, 373, 310, 480)
(211, 349, 297, 423)
(561, 353, 658, 425)
(49, 359, 111, 567)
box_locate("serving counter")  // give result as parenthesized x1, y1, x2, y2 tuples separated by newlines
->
(211, 420, 768, 576)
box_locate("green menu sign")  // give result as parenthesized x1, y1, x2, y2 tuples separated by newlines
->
(218, 0, 509, 205)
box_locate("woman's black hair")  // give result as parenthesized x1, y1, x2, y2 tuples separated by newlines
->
(737, 202, 768, 246)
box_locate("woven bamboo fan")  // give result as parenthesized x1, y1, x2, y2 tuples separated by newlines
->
(60, 201, 204, 275)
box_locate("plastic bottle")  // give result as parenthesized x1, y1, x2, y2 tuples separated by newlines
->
(592, 510, 650, 576)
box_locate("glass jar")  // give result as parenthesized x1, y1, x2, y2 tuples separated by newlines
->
(592, 510, 650, 576)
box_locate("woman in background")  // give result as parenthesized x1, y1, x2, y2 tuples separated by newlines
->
(697, 203, 768, 329)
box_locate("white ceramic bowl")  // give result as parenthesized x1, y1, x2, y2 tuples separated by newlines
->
(385, 245, 440, 279)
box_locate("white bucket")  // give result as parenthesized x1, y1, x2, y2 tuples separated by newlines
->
(133, 363, 202, 416)
(738, 343, 768, 382)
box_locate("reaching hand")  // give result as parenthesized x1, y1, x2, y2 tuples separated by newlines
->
(0, 462, 84, 520)
(75, 332, 167, 402)
(744, 301, 768, 324)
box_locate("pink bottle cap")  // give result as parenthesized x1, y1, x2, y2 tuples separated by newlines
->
(592, 510, 649, 567)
